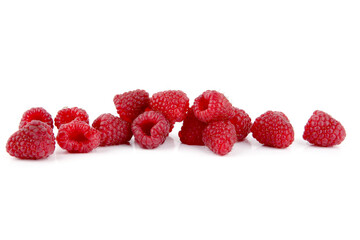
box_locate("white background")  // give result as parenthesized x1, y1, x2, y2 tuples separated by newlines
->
(0, 0, 359, 239)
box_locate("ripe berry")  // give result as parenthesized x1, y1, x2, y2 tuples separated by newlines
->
(54, 107, 89, 129)
(303, 110, 346, 147)
(150, 90, 189, 123)
(178, 108, 207, 145)
(92, 113, 132, 146)
(19, 107, 53, 129)
(56, 119, 100, 153)
(6, 120, 55, 160)
(202, 121, 237, 156)
(131, 111, 170, 149)
(230, 108, 252, 142)
(193, 90, 235, 123)
(251, 111, 294, 148)
(113, 89, 150, 123)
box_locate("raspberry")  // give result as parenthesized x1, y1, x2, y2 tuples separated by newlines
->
(19, 107, 54, 129)
(114, 89, 150, 123)
(303, 110, 346, 147)
(202, 121, 237, 156)
(150, 90, 189, 123)
(251, 111, 294, 148)
(54, 107, 89, 129)
(6, 120, 55, 160)
(178, 108, 207, 145)
(92, 113, 132, 146)
(193, 90, 235, 123)
(230, 108, 252, 141)
(131, 111, 170, 149)
(56, 119, 100, 153)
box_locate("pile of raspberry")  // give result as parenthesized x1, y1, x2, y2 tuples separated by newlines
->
(6, 90, 346, 160)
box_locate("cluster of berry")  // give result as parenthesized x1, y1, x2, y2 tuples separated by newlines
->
(6, 89, 346, 160)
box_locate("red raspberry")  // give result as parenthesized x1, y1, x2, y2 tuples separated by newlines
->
(56, 119, 100, 153)
(251, 111, 294, 148)
(193, 90, 235, 123)
(178, 108, 207, 145)
(131, 111, 170, 149)
(149, 90, 189, 123)
(54, 107, 89, 129)
(202, 121, 237, 156)
(92, 113, 132, 146)
(113, 89, 150, 123)
(19, 107, 53, 129)
(6, 120, 55, 160)
(230, 108, 252, 141)
(303, 110, 346, 147)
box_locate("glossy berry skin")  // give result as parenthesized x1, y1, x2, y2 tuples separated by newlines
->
(19, 107, 53, 129)
(150, 90, 189, 123)
(131, 111, 170, 149)
(202, 121, 237, 156)
(303, 110, 346, 147)
(56, 120, 100, 153)
(114, 89, 150, 123)
(193, 90, 235, 123)
(178, 108, 207, 145)
(54, 107, 89, 129)
(230, 108, 252, 142)
(251, 111, 294, 148)
(92, 113, 132, 146)
(6, 120, 55, 160)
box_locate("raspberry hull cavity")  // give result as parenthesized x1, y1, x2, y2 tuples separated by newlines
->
(193, 90, 235, 123)
(56, 120, 100, 153)
(131, 111, 170, 149)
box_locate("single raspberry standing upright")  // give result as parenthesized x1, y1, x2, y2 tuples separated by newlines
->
(92, 113, 132, 146)
(230, 108, 252, 141)
(202, 120, 237, 156)
(303, 110, 346, 147)
(113, 89, 150, 123)
(56, 119, 100, 153)
(192, 90, 235, 123)
(6, 120, 56, 160)
(150, 90, 189, 123)
(131, 111, 170, 149)
(19, 107, 53, 129)
(251, 111, 294, 148)
(178, 107, 207, 145)
(54, 107, 89, 129)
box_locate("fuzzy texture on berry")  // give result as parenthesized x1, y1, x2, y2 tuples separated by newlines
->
(303, 110, 346, 147)
(92, 113, 132, 146)
(202, 121, 237, 156)
(251, 111, 294, 148)
(230, 108, 252, 142)
(131, 111, 170, 149)
(149, 90, 189, 123)
(178, 108, 207, 145)
(19, 107, 53, 129)
(6, 120, 55, 160)
(56, 119, 100, 153)
(114, 89, 150, 123)
(193, 90, 235, 123)
(54, 107, 89, 129)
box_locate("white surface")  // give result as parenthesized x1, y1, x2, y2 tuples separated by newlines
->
(0, 0, 359, 239)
